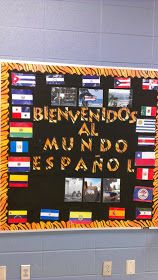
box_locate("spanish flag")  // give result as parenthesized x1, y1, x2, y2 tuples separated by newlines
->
(109, 207, 125, 219)
(9, 174, 28, 188)
(69, 211, 92, 224)
(8, 210, 27, 223)
(10, 122, 33, 138)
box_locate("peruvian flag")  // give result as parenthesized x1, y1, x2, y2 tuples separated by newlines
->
(136, 168, 154, 180)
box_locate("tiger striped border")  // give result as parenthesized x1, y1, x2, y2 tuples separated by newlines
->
(1, 61, 158, 231)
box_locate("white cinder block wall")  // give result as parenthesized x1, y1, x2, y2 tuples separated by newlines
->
(0, 0, 158, 279)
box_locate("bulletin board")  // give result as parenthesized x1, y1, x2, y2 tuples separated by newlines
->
(0, 60, 158, 232)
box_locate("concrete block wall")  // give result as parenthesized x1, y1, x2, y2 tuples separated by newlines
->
(0, 0, 158, 279)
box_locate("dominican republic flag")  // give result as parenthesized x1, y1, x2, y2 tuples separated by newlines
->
(136, 119, 156, 133)
(40, 209, 59, 221)
(138, 136, 155, 146)
(10, 141, 29, 153)
(12, 106, 30, 119)
(135, 152, 155, 166)
(141, 106, 156, 117)
(69, 211, 92, 224)
(82, 75, 100, 87)
(46, 74, 64, 85)
(9, 174, 28, 188)
(136, 208, 152, 219)
(8, 210, 27, 223)
(11, 88, 33, 105)
(114, 77, 131, 88)
(10, 122, 33, 138)
(136, 168, 154, 180)
(133, 186, 153, 202)
(8, 157, 30, 172)
(11, 72, 36, 87)
(142, 79, 158, 90)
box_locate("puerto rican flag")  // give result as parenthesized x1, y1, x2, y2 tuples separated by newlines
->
(136, 168, 154, 180)
(11, 72, 36, 87)
(114, 77, 131, 88)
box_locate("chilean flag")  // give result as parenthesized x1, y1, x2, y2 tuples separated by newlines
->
(136, 168, 154, 180)
(135, 152, 155, 166)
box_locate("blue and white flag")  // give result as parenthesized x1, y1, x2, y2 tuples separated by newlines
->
(11, 88, 33, 105)
(40, 209, 59, 221)
(11, 72, 36, 87)
(12, 106, 30, 119)
(136, 119, 156, 133)
(10, 141, 29, 153)
(46, 74, 64, 85)
(82, 75, 100, 87)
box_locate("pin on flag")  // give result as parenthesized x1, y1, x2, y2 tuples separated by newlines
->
(8, 157, 30, 172)
(135, 152, 155, 166)
(136, 168, 154, 180)
(69, 211, 92, 224)
(11, 72, 36, 87)
(12, 106, 30, 119)
(40, 209, 59, 221)
(114, 77, 131, 88)
(11, 88, 33, 105)
(8, 210, 27, 223)
(138, 136, 155, 146)
(82, 75, 100, 87)
(9, 174, 28, 188)
(141, 106, 156, 117)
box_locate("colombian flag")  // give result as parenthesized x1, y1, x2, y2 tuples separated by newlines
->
(9, 174, 28, 188)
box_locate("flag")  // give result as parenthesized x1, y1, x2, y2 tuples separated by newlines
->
(133, 186, 153, 202)
(138, 136, 155, 146)
(11, 88, 33, 105)
(142, 79, 158, 90)
(8, 210, 27, 223)
(141, 106, 156, 117)
(11, 72, 36, 87)
(10, 122, 33, 138)
(9, 174, 28, 188)
(46, 74, 64, 85)
(136, 208, 152, 219)
(40, 209, 59, 220)
(114, 77, 131, 88)
(69, 211, 92, 224)
(109, 207, 125, 219)
(12, 106, 30, 119)
(82, 75, 100, 87)
(135, 152, 155, 166)
(136, 119, 156, 133)
(8, 157, 30, 172)
(136, 168, 154, 180)
(10, 141, 29, 153)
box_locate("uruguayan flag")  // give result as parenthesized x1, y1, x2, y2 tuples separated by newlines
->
(136, 119, 156, 133)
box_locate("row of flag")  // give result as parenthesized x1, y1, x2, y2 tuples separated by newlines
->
(11, 72, 158, 90)
(7, 207, 152, 224)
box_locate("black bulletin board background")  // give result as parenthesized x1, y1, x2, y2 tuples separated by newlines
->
(8, 72, 157, 223)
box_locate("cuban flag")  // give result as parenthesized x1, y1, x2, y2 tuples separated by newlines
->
(40, 209, 59, 221)
(82, 75, 100, 87)
(142, 79, 158, 90)
(12, 106, 30, 119)
(8, 157, 30, 172)
(46, 74, 64, 85)
(11, 72, 36, 87)
(10, 141, 29, 153)
(136, 168, 154, 180)
(114, 77, 131, 88)
(135, 152, 155, 166)
(11, 88, 33, 105)
(136, 208, 152, 219)
(133, 186, 153, 202)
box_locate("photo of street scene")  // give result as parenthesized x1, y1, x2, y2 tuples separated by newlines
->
(51, 87, 77, 106)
